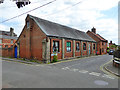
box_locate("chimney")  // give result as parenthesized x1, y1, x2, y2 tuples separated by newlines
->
(10, 27, 14, 36)
(91, 27, 96, 33)
(110, 41, 112, 44)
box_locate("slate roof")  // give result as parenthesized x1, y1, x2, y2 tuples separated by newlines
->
(0, 35, 18, 40)
(87, 30, 107, 42)
(0, 30, 17, 36)
(28, 14, 96, 42)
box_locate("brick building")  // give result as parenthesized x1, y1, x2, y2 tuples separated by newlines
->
(109, 41, 116, 50)
(0, 28, 17, 48)
(87, 27, 108, 55)
(15, 14, 96, 62)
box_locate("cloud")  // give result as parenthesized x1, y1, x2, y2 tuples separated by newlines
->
(0, 0, 119, 44)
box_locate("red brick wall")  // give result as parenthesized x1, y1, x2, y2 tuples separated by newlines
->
(18, 17, 46, 60)
(0, 48, 14, 57)
(82, 42, 87, 56)
(97, 41, 107, 55)
(30, 20, 46, 60)
(0, 38, 16, 48)
(64, 40, 73, 58)
(50, 38, 62, 60)
(87, 31, 107, 55)
(93, 43, 96, 54)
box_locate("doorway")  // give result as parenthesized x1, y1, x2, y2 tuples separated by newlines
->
(14, 46, 17, 58)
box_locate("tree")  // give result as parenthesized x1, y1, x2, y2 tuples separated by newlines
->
(0, 0, 31, 8)
(110, 45, 117, 50)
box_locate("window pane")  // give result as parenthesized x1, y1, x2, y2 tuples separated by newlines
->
(76, 43, 79, 51)
(53, 41, 59, 52)
(83, 43, 86, 50)
(11, 40, 13, 44)
(27, 21, 30, 29)
(0, 39, 2, 44)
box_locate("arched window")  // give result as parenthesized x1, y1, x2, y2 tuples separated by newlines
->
(83, 43, 86, 50)
(53, 41, 59, 52)
(76, 42, 80, 51)
(67, 42, 71, 52)
(93, 44, 95, 50)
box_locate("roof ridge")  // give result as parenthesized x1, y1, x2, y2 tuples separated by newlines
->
(28, 14, 85, 33)
(28, 14, 95, 42)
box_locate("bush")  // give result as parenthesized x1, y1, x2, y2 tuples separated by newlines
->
(107, 49, 109, 53)
(51, 54, 58, 63)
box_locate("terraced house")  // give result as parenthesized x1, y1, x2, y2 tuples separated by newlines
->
(87, 27, 108, 55)
(0, 28, 17, 48)
(15, 14, 96, 62)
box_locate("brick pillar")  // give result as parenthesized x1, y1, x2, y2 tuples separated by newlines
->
(17, 43, 20, 58)
(42, 37, 50, 63)
(81, 41, 83, 57)
(96, 43, 97, 55)
(87, 42, 89, 56)
(73, 40, 75, 57)
(46, 38, 50, 62)
(62, 39, 65, 59)
(92, 43, 93, 55)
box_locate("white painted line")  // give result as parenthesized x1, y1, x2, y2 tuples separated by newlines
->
(71, 69, 79, 72)
(102, 74, 115, 79)
(89, 72, 101, 76)
(62, 67, 70, 70)
(69, 68, 79, 72)
(79, 70, 88, 73)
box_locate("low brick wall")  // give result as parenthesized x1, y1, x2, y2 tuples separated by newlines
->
(0, 48, 14, 58)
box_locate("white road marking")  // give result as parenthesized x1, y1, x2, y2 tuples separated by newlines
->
(102, 74, 115, 79)
(62, 67, 70, 70)
(79, 70, 88, 73)
(89, 72, 101, 76)
(70, 69, 79, 72)
(61, 67, 116, 80)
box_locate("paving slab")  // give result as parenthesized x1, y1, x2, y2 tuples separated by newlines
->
(104, 61, 120, 77)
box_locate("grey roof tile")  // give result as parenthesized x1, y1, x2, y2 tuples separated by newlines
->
(29, 15, 96, 42)
(0, 35, 18, 40)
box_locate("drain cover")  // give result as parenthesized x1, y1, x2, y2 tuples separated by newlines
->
(94, 80, 108, 86)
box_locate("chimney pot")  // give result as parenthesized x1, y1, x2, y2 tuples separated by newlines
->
(10, 27, 14, 36)
(91, 27, 96, 33)
(110, 41, 112, 44)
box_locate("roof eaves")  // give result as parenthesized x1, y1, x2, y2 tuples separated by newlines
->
(47, 35, 96, 42)
(29, 15, 48, 35)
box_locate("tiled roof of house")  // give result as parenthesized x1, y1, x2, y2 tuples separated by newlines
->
(0, 30, 17, 36)
(29, 14, 96, 42)
(0, 35, 18, 40)
(88, 30, 107, 42)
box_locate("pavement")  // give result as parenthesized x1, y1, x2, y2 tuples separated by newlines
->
(2, 57, 39, 65)
(103, 60, 120, 77)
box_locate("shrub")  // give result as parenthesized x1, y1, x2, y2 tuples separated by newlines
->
(107, 49, 109, 53)
(51, 53, 58, 63)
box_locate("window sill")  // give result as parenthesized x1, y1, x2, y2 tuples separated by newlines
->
(66, 51, 72, 53)
(53, 52, 60, 53)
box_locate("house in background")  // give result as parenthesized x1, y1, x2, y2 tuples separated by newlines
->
(87, 27, 108, 55)
(109, 41, 117, 51)
(0, 28, 17, 48)
(15, 14, 96, 62)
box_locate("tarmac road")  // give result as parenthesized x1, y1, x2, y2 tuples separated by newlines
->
(2, 55, 119, 88)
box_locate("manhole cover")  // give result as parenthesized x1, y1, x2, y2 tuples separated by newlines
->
(94, 80, 108, 86)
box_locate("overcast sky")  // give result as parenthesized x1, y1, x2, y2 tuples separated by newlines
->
(0, 0, 119, 44)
